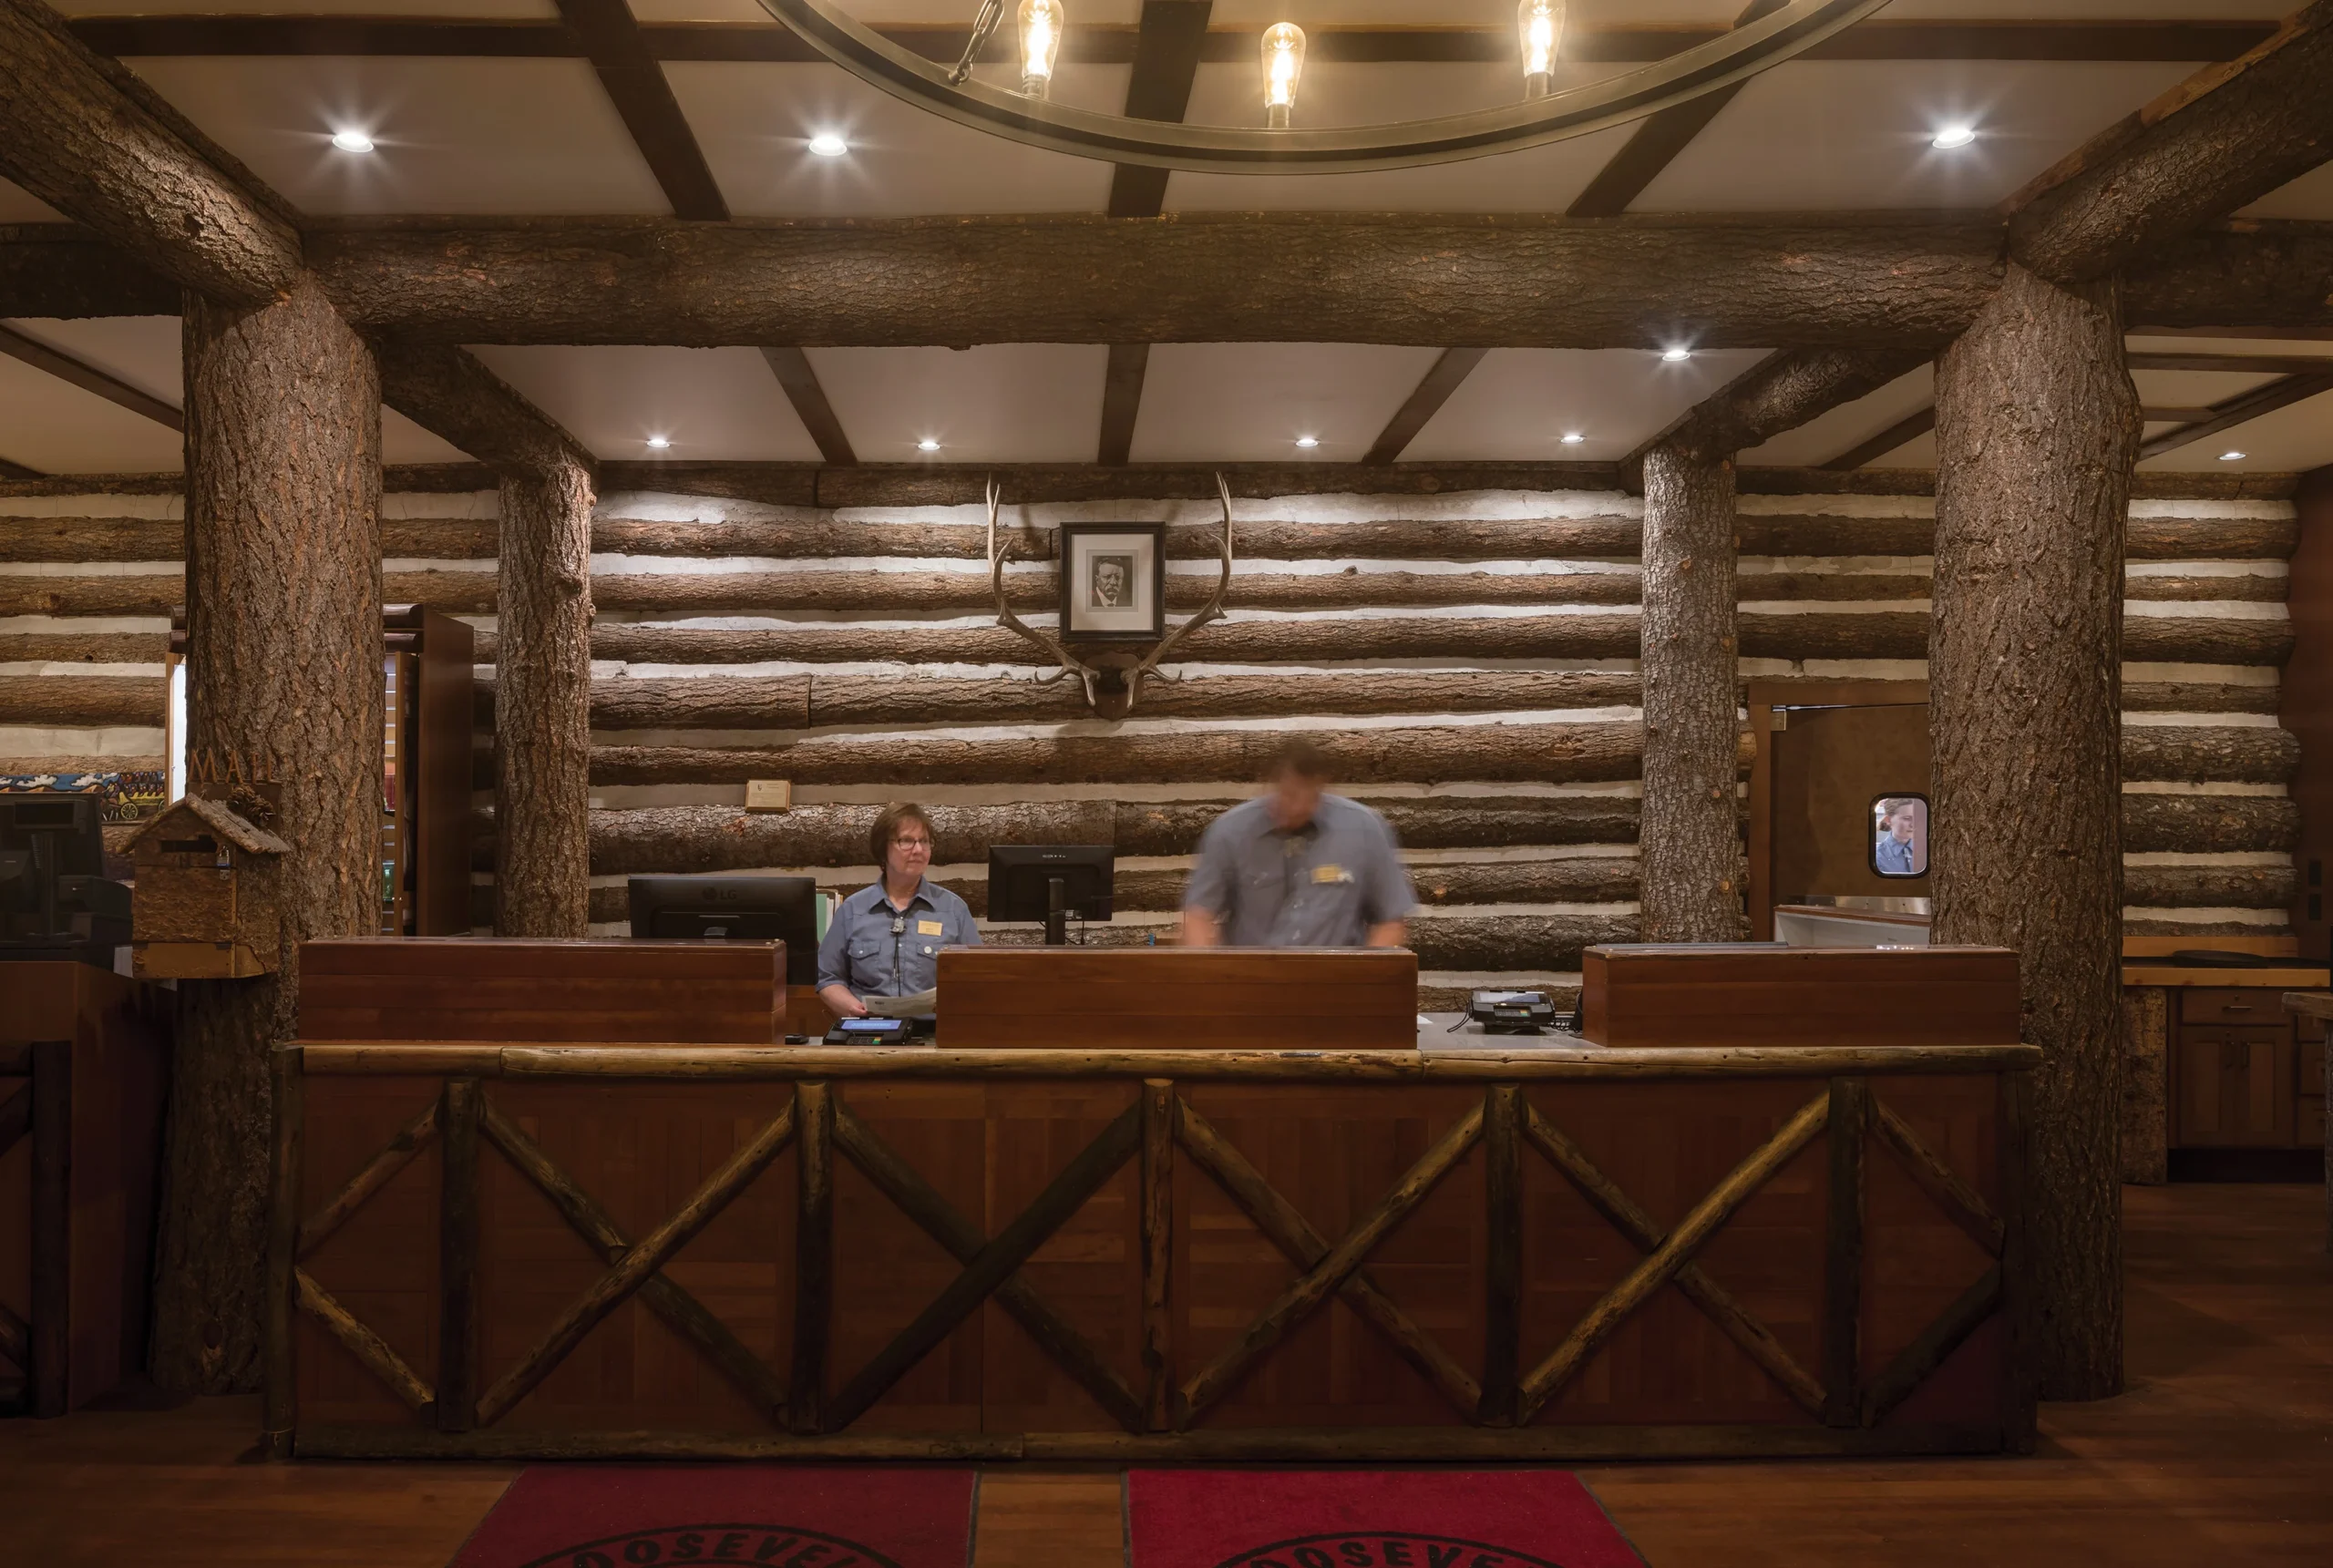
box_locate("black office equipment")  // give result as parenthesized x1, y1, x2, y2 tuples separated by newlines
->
(0, 792, 129, 960)
(825, 1016, 915, 1045)
(1468, 989, 1559, 1035)
(987, 844, 1114, 947)
(627, 874, 818, 985)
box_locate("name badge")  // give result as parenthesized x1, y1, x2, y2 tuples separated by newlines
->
(1311, 864, 1351, 885)
(918, 918, 945, 936)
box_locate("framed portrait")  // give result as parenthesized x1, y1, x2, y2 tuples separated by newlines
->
(1058, 521, 1166, 641)
(1869, 793, 1930, 878)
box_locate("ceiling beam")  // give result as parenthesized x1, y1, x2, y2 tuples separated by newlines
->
(1634, 348, 1926, 470)
(0, 1, 300, 303)
(1098, 2, 1214, 466)
(304, 217, 2009, 348)
(759, 345, 855, 466)
(2007, 4, 2333, 282)
(0, 456, 46, 480)
(1821, 405, 1935, 470)
(0, 322, 182, 431)
(2137, 371, 2333, 462)
(374, 341, 597, 480)
(0, 226, 178, 317)
(1567, 0, 1786, 220)
(60, 17, 2284, 67)
(2128, 350, 2333, 374)
(1363, 348, 1490, 466)
(556, 0, 728, 221)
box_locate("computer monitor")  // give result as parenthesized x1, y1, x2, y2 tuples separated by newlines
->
(626, 875, 818, 985)
(0, 791, 122, 948)
(987, 845, 1113, 947)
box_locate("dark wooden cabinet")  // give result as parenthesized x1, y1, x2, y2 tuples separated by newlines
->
(2171, 989, 2318, 1150)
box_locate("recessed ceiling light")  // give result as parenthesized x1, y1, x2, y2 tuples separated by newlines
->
(330, 129, 375, 153)
(1295, 436, 1320, 448)
(807, 132, 849, 158)
(918, 438, 941, 452)
(1560, 432, 1586, 445)
(1930, 125, 1977, 150)
(1660, 348, 1691, 363)
(645, 436, 671, 450)
(2219, 450, 2246, 462)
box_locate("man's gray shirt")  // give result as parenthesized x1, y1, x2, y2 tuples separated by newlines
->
(816, 879, 980, 997)
(1182, 793, 1416, 948)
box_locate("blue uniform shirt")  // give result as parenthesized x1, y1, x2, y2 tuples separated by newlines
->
(816, 878, 981, 997)
(1876, 834, 1917, 876)
(1183, 793, 1415, 948)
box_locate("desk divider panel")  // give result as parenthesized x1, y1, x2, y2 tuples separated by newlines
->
(935, 948, 1419, 1050)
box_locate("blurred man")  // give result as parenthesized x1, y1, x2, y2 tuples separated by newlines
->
(1181, 738, 1414, 948)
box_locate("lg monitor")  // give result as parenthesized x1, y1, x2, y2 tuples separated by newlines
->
(986, 845, 1113, 947)
(626, 874, 818, 985)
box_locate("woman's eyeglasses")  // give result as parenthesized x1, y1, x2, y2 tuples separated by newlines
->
(891, 836, 933, 852)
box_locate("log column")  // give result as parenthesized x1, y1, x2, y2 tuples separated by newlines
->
(153, 274, 383, 1392)
(1929, 261, 2140, 1401)
(493, 457, 595, 935)
(1638, 440, 1745, 941)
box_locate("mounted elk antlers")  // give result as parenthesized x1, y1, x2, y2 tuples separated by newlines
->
(984, 473, 1236, 720)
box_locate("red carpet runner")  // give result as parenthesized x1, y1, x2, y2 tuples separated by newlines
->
(447, 1466, 978, 1568)
(1127, 1470, 1645, 1568)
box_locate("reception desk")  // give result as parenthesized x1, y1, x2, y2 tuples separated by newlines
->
(265, 941, 2035, 1462)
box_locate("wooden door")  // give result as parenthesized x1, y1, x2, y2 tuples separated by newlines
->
(2174, 1028, 2297, 1146)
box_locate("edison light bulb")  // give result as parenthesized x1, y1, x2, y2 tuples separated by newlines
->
(1019, 0, 1064, 99)
(1518, 0, 1564, 100)
(1261, 22, 1305, 129)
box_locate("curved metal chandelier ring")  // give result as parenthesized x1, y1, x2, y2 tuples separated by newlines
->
(753, 0, 1891, 175)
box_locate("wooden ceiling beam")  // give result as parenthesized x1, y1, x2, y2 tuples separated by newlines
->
(0, 322, 182, 431)
(1821, 405, 1935, 470)
(0, 227, 179, 317)
(759, 346, 856, 466)
(2129, 351, 2333, 374)
(304, 217, 2009, 348)
(1635, 348, 1925, 471)
(557, 0, 728, 221)
(60, 17, 2282, 67)
(375, 341, 597, 480)
(0, 456, 46, 480)
(2007, 4, 2333, 282)
(2137, 371, 2333, 462)
(1363, 348, 1491, 466)
(0, 2, 300, 303)
(1099, 3, 1214, 466)
(1567, 0, 1786, 220)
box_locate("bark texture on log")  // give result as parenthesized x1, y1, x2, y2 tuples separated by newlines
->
(1929, 261, 2138, 1401)
(2121, 792, 2297, 855)
(2122, 863, 2294, 909)
(1638, 443, 1744, 941)
(2122, 221, 2333, 333)
(1660, 349, 1926, 463)
(493, 458, 595, 937)
(308, 217, 2008, 349)
(2120, 682, 2281, 714)
(2009, 5, 2333, 283)
(0, 5, 302, 302)
(583, 722, 1645, 789)
(375, 341, 596, 479)
(0, 227, 178, 318)
(2121, 724, 2297, 784)
(0, 633, 169, 665)
(156, 274, 383, 1395)
(0, 674, 163, 724)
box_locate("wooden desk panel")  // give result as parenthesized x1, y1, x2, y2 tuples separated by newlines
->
(301, 938, 785, 1043)
(1581, 945, 2020, 1050)
(938, 948, 1418, 1050)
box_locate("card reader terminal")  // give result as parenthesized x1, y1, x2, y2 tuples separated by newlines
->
(826, 1016, 915, 1045)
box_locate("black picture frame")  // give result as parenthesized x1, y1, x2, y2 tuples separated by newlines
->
(1869, 792, 1930, 878)
(1058, 521, 1166, 642)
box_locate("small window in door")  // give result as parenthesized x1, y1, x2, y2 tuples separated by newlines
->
(1872, 794, 1929, 877)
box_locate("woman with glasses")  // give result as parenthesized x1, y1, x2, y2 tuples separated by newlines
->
(815, 802, 980, 1020)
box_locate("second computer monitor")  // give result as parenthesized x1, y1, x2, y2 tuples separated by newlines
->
(987, 845, 1113, 945)
(626, 874, 818, 985)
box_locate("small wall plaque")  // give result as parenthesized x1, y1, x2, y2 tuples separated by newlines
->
(745, 779, 794, 813)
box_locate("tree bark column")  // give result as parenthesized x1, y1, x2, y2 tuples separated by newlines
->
(1929, 260, 2140, 1401)
(1638, 440, 1746, 941)
(152, 273, 383, 1392)
(493, 456, 595, 935)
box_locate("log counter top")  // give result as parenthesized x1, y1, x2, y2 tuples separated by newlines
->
(267, 946, 2038, 1464)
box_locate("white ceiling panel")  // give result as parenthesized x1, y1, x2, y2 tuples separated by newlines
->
(1864, 430, 1937, 469)
(2131, 367, 2281, 411)
(0, 179, 65, 223)
(2139, 387, 2333, 475)
(2241, 162, 2333, 222)
(5, 316, 180, 406)
(805, 343, 1109, 462)
(1403, 347, 1770, 463)
(0, 356, 180, 475)
(120, 57, 670, 216)
(668, 61, 1122, 217)
(468, 346, 821, 461)
(1741, 364, 1933, 469)
(383, 410, 478, 466)
(1129, 343, 1441, 464)
(1635, 60, 2194, 212)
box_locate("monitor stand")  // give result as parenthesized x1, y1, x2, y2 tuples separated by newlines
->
(1044, 875, 1067, 947)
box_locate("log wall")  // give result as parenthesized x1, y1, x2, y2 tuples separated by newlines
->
(1, 481, 2301, 1008)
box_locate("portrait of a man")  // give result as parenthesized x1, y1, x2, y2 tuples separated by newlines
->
(1090, 554, 1134, 610)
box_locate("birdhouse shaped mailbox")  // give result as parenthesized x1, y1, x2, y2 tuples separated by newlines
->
(124, 792, 292, 979)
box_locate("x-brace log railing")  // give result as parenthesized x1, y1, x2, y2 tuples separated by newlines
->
(0, 1079, 29, 1378)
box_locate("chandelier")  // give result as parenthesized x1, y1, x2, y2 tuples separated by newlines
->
(753, 0, 1888, 174)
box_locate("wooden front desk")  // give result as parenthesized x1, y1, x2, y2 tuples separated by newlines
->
(268, 958, 2037, 1460)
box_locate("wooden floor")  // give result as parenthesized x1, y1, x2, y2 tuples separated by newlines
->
(5, 1183, 2327, 1565)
